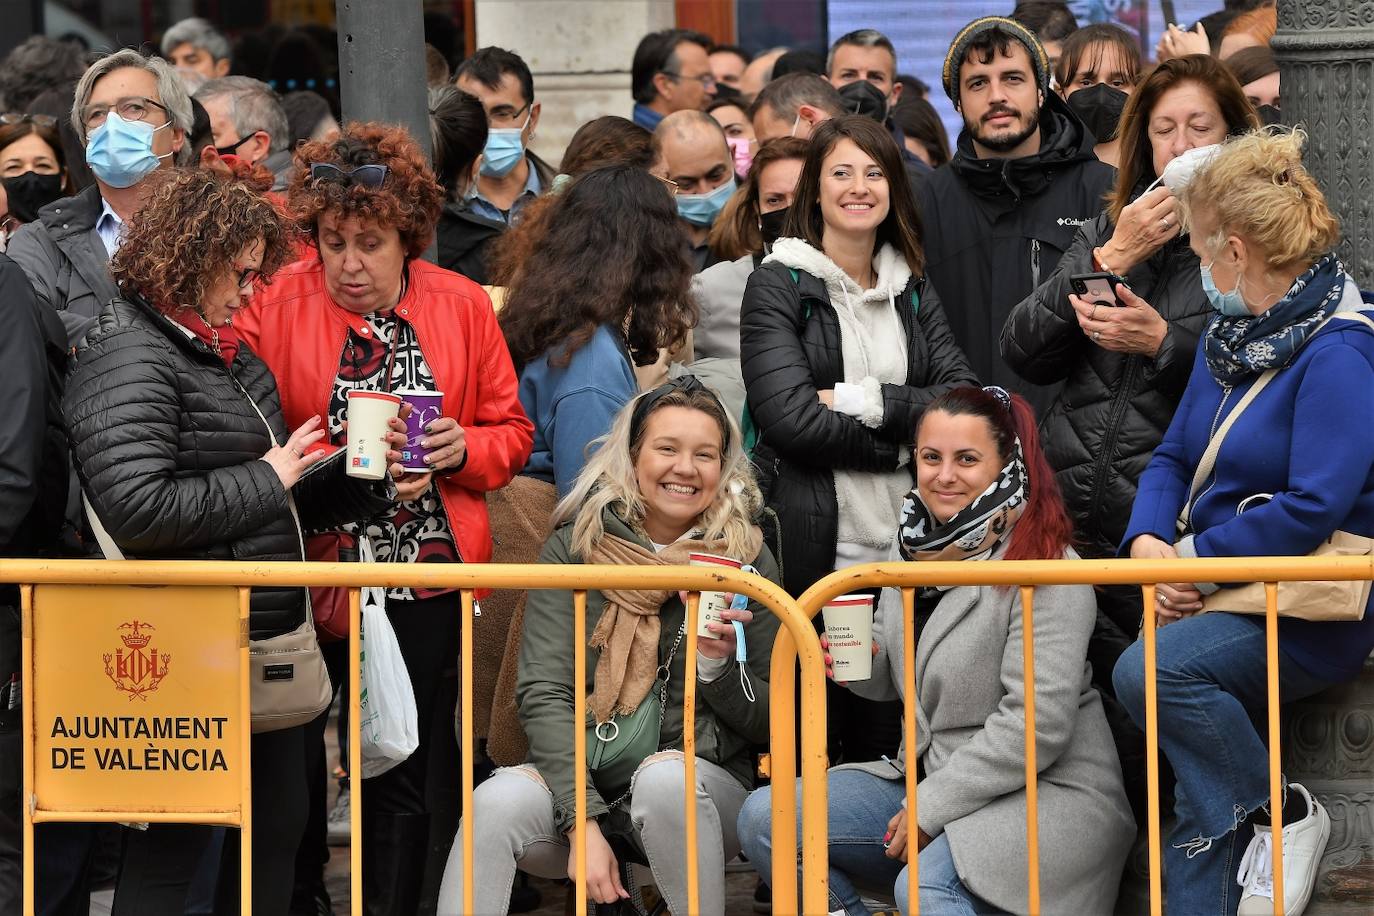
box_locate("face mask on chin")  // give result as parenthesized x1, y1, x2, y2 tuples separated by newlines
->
(1200, 256, 1252, 318)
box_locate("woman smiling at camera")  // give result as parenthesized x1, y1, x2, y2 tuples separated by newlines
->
(739, 386, 1135, 916)
(438, 377, 781, 915)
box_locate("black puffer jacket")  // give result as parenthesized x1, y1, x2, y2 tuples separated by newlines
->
(64, 295, 392, 638)
(918, 93, 1116, 419)
(741, 249, 976, 595)
(1000, 210, 1212, 558)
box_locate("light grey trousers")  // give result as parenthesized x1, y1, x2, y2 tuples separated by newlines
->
(436, 751, 749, 915)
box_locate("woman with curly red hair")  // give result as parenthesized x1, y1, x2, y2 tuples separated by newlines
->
(64, 165, 400, 914)
(235, 122, 533, 914)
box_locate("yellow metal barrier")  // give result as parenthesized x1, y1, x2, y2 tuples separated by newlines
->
(793, 554, 1374, 916)
(5, 559, 829, 916)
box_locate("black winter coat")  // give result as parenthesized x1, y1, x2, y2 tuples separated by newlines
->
(64, 295, 392, 638)
(436, 201, 505, 286)
(740, 261, 976, 595)
(918, 93, 1116, 419)
(1000, 210, 1212, 558)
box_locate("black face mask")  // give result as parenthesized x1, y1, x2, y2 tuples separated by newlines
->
(759, 208, 788, 247)
(1257, 104, 1282, 127)
(713, 83, 742, 103)
(838, 79, 890, 123)
(1066, 83, 1129, 144)
(2, 171, 64, 223)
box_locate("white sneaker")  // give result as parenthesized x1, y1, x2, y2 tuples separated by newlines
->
(1236, 783, 1330, 915)
(326, 786, 351, 846)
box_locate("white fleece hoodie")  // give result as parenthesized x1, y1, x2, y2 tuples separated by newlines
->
(763, 238, 914, 555)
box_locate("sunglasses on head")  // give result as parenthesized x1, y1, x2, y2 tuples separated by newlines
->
(0, 112, 57, 128)
(308, 162, 388, 189)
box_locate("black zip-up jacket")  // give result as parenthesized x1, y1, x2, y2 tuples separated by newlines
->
(918, 93, 1115, 419)
(64, 295, 392, 638)
(740, 258, 976, 595)
(1000, 210, 1212, 558)
(436, 201, 505, 286)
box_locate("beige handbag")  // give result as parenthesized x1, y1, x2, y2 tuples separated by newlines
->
(1177, 315, 1374, 621)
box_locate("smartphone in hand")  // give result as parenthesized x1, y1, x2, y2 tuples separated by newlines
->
(1070, 272, 1128, 308)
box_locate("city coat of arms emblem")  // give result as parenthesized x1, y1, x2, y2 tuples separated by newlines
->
(103, 620, 171, 700)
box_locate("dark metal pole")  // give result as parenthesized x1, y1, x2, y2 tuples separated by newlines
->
(335, 0, 434, 256)
(335, 0, 431, 153)
(1272, 1, 1374, 288)
(0, 0, 43, 59)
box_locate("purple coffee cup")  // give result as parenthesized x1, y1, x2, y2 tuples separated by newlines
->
(395, 389, 445, 472)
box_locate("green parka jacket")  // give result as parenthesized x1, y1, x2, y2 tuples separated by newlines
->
(516, 506, 782, 835)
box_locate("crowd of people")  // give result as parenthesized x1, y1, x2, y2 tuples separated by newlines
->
(0, 1, 1368, 915)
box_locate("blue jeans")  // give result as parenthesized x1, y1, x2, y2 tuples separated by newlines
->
(1112, 612, 1335, 916)
(736, 769, 1002, 915)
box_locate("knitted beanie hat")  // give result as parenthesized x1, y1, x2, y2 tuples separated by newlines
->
(942, 16, 1050, 103)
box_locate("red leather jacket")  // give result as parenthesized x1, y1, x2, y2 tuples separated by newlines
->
(237, 255, 533, 566)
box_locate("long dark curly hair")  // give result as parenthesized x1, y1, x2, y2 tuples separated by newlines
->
(111, 165, 295, 313)
(499, 165, 697, 370)
(289, 121, 446, 259)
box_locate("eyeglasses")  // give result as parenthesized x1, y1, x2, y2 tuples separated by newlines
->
(234, 266, 261, 289)
(0, 113, 57, 128)
(80, 97, 169, 131)
(661, 70, 717, 89)
(308, 162, 389, 189)
(652, 173, 680, 194)
(486, 102, 531, 128)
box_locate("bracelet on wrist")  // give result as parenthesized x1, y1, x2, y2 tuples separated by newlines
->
(1092, 247, 1116, 277)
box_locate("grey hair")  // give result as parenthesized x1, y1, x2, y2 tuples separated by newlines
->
(826, 28, 899, 77)
(72, 49, 195, 166)
(551, 384, 762, 562)
(160, 17, 231, 63)
(195, 76, 291, 154)
(750, 72, 846, 121)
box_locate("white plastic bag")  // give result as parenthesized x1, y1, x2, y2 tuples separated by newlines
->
(357, 539, 419, 778)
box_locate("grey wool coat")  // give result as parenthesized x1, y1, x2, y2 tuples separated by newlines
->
(843, 541, 1135, 915)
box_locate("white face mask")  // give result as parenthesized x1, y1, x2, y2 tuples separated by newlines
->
(1146, 143, 1222, 194)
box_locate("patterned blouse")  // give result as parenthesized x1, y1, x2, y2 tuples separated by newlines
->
(328, 310, 458, 600)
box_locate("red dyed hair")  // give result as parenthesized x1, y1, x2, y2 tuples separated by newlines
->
(918, 387, 1075, 562)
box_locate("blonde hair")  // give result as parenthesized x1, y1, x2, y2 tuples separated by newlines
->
(551, 384, 763, 560)
(1179, 127, 1340, 269)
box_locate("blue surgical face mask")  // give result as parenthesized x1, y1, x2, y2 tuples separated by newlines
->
(479, 114, 530, 178)
(85, 112, 172, 189)
(1200, 259, 1251, 317)
(676, 177, 736, 227)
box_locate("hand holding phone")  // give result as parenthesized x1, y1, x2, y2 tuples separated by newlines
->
(1070, 271, 1127, 308)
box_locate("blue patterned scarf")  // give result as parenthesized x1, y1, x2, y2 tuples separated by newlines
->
(1203, 254, 1346, 386)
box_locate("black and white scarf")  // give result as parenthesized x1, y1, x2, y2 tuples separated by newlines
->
(897, 440, 1028, 562)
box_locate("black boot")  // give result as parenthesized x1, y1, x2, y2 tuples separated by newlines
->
(362, 813, 429, 916)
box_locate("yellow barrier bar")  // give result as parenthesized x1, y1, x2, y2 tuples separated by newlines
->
(798, 636, 829, 915)
(349, 587, 362, 916)
(767, 623, 799, 916)
(1019, 585, 1041, 914)
(902, 587, 919, 915)
(683, 592, 701, 916)
(31, 810, 245, 825)
(20, 584, 34, 916)
(1141, 586, 1163, 916)
(460, 589, 477, 916)
(237, 588, 253, 913)
(1265, 582, 1285, 916)
(573, 589, 588, 916)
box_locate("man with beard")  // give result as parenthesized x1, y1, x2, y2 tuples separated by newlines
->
(919, 17, 1113, 417)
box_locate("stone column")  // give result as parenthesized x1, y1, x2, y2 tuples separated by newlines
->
(474, 0, 675, 168)
(1273, 1, 1374, 287)
(1273, 7, 1374, 909)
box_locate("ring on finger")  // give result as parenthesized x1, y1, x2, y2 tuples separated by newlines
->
(1091, 304, 1100, 321)
(1093, 330, 1102, 342)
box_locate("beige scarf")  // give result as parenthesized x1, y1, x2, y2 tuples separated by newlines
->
(586, 526, 761, 723)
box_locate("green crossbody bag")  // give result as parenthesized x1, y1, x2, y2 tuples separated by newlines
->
(586, 622, 686, 806)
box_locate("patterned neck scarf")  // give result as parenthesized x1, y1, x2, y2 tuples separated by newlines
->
(898, 439, 1028, 562)
(1203, 254, 1345, 386)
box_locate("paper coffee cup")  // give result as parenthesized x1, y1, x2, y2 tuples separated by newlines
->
(395, 388, 444, 472)
(688, 553, 741, 637)
(822, 594, 875, 681)
(345, 390, 401, 480)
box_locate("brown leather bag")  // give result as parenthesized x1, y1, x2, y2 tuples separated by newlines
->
(306, 533, 359, 641)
